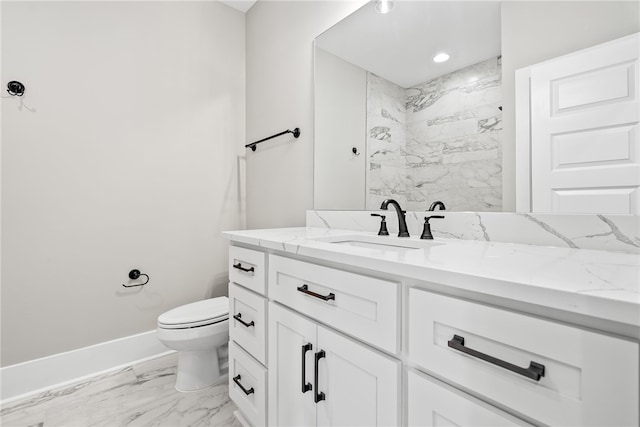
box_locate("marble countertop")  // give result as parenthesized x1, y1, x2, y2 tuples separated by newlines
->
(223, 227, 640, 329)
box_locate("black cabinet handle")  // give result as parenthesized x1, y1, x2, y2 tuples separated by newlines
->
(297, 284, 335, 301)
(232, 374, 255, 395)
(314, 350, 326, 403)
(301, 343, 313, 393)
(233, 263, 255, 273)
(447, 335, 545, 381)
(233, 313, 255, 328)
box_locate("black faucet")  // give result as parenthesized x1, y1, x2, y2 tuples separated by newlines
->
(380, 199, 410, 237)
(428, 201, 446, 211)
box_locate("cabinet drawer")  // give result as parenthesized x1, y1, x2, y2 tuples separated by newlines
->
(229, 246, 266, 295)
(408, 289, 639, 426)
(269, 254, 399, 354)
(229, 283, 267, 365)
(229, 341, 267, 427)
(407, 369, 531, 427)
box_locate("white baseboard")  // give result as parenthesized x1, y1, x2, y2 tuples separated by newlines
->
(0, 330, 173, 404)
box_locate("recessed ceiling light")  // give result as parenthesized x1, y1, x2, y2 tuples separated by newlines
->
(375, 0, 394, 14)
(433, 53, 450, 63)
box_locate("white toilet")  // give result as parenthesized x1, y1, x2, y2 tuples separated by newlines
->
(157, 297, 229, 392)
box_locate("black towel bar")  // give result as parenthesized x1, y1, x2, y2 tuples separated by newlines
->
(246, 128, 300, 151)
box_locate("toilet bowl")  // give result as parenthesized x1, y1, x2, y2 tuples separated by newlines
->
(157, 297, 229, 392)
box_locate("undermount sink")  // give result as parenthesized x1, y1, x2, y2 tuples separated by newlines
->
(310, 234, 444, 252)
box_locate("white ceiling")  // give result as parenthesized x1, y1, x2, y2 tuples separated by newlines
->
(315, 1, 501, 88)
(220, 0, 256, 13)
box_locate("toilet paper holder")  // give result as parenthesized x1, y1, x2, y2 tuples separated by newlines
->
(122, 269, 149, 288)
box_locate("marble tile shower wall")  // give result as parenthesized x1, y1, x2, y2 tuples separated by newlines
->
(366, 73, 407, 209)
(366, 57, 503, 211)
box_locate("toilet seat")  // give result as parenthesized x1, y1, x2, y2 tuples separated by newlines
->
(158, 297, 229, 329)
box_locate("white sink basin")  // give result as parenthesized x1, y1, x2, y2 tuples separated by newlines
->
(311, 234, 443, 252)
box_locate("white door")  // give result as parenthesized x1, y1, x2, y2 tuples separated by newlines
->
(530, 33, 639, 213)
(315, 326, 400, 427)
(268, 303, 317, 427)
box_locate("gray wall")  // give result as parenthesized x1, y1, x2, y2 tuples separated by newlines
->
(246, 1, 366, 228)
(314, 48, 367, 210)
(1, 1, 246, 366)
(501, 1, 640, 211)
(247, 0, 639, 222)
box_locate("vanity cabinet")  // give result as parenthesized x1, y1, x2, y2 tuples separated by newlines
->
(227, 240, 639, 427)
(268, 303, 400, 427)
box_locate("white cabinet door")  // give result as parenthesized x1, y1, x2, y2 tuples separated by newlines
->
(530, 33, 639, 213)
(269, 303, 401, 427)
(407, 369, 531, 427)
(316, 326, 401, 427)
(268, 303, 317, 427)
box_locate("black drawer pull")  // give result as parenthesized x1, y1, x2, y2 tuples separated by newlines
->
(297, 284, 335, 301)
(233, 313, 255, 328)
(233, 374, 255, 395)
(233, 263, 255, 273)
(301, 343, 313, 393)
(447, 335, 545, 381)
(314, 350, 326, 403)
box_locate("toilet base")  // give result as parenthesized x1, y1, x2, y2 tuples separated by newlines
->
(175, 349, 221, 392)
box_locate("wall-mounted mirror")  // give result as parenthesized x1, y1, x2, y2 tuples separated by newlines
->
(313, 1, 640, 213)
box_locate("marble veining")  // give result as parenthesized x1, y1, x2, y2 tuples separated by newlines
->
(0, 353, 240, 427)
(306, 210, 640, 254)
(366, 56, 503, 211)
(223, 225, 640, 328)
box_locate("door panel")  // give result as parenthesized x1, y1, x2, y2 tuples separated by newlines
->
(268, 303, 317, 427)
(530, 33, 639, 213)
(316, 326, 400, 427)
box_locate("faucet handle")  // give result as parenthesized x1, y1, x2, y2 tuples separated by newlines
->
(371, 213, 389, 236)
(421, 215, 445, 240)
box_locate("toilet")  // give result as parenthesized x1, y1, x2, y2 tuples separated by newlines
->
(157, 297, 229, 392)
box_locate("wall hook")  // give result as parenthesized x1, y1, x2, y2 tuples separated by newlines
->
(122, 269, 149, 288)
(7, 81, 25, 97)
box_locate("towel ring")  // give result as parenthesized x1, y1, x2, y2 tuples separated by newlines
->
(122, 269, 149, 288)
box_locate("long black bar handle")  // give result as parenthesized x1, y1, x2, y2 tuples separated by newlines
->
(233, 313, 255, 328)
(246, 128, 301, 151)
(314, 350, 326, 403)
(233, 263, 255, 273)
(447, 335, 545, 381)
(297, 284, 335, 301)
(232, 374, 255, 395)
(301, 343, 313, 393)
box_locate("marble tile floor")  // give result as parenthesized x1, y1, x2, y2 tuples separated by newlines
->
(0, 353, 241, 427)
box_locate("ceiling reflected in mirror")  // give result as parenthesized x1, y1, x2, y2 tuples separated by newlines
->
(315, 1, 501, 88)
